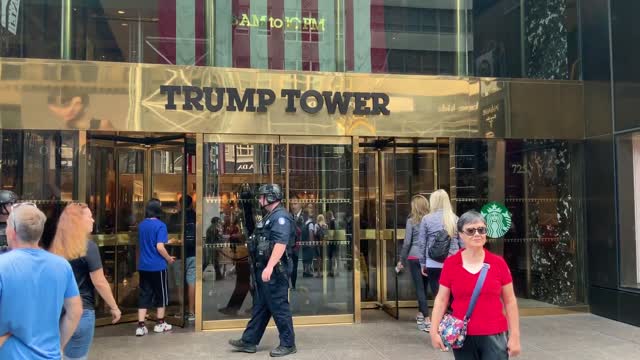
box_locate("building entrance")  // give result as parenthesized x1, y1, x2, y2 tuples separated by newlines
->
(358, 138, 445, 319)
(86, 133, 196, 327)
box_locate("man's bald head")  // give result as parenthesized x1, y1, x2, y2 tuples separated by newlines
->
(7, 204, 46, 246)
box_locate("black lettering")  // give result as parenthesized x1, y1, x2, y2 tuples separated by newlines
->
(203, 87, 225, 112)
(371, 93, 391, 115)
(257, 89, 276, 112)
(160, 85, 182, 110)
(353, 92, 372, 115)
(300, 90, 324, 114)
(226, 88, 257, 112)
(323, 91, 352, 115)
(281, 89, 301, 113)
(182, 86, 204, 111)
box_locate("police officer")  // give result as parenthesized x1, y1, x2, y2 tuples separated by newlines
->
(0, 190, 18, 254)
(229, 184, 297, 357)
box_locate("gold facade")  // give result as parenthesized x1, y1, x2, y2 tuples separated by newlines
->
(0, 58, 583, 139)
(0, 58, 588, 331)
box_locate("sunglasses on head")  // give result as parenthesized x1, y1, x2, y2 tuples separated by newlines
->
(11, 202, 37, 210)
(462, 227, 487, 236)
(10, 202, 38, 230)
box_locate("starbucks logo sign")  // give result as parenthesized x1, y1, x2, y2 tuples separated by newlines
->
(480, 202, 512, 238)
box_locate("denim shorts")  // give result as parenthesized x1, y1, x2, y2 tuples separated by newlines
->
(63, 309, 95, 360)
(186, 256, 196, 285)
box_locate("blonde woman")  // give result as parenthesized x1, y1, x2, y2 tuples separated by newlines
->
(417, 189, 460, 332)
(396, 195, 430, 331)
(50, 203, 120, 360)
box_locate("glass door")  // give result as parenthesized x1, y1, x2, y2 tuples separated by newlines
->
(150, 144, 187, 327)
(201, 139, 277, 324)
(359, 138, 438, 319)
(87, 134, 189, 327)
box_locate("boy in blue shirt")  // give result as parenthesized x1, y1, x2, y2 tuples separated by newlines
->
(136, 199, 176, 336)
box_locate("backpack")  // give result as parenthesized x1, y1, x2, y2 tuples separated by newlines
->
(316, 224, 327, 240)
(428, 229, 452, 263)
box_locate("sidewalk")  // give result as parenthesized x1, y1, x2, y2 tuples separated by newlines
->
(90, 312, 640, 359)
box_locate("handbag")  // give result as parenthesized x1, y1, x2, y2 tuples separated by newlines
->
(438, 263, 490, 350)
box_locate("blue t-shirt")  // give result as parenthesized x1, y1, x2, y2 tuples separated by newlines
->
(0, 248, 80, 360)
(138, 218, 169, 271)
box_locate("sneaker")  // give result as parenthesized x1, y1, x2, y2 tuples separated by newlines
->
(154, 322, 173, 333)
(135, 326, 148, 337)
(423, 321, 431, 333)
(186, 313, 196, 322)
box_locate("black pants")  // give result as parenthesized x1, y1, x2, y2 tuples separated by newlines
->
(242, 267, 295, 347)
(408, 259, 430, 317)
(290, 251, 299, 288)
(426, 267, 442, 313)
(453, 333, 508, 360)
(226, 260, 250, 310)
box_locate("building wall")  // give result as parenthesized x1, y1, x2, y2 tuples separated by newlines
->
(582, 0, 640, 327)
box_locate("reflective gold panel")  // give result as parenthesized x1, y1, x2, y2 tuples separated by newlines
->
(0, 58, 583, 139)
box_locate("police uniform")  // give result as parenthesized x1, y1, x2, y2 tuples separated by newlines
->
(230, 184, 297, 357)
(0, 190, 17, 254)
(0, 222, 8, 254)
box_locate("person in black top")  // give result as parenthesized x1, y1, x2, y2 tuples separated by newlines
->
(49, 202, 120, 359)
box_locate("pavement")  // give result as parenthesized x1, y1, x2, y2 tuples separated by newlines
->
(90, 311, 640, 359)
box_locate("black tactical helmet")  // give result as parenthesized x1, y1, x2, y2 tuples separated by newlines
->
(257, 184, 283, 205)
(0, 190, 18, 216)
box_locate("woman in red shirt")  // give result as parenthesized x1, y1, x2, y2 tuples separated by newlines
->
(430, 210, 521, 359)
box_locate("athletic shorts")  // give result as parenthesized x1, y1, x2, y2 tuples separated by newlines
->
(138, 269, 169, 308)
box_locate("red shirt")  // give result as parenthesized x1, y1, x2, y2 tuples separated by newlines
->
(439, 248, 512, 336)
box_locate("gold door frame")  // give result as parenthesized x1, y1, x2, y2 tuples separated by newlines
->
(359, 143, 438, 312)
(199, 134, 356, 331)
(88, 135, 188, 327)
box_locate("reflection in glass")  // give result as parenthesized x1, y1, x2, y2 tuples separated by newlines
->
(287, 144, 353, 316)
(117, 150, 145, 232)
(202, 143, 275, 321)
(617, 133, 640, 290)
(384, 153, 436, 303)
(87, 144, 116, 234)
(453, 138, 582, 307)
(0, 130, 77, 251)
(0, 0, 62, 60)
(71, 1, 206, 65)
(359, 153, 378, 302)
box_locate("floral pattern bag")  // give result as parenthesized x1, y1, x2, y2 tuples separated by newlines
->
(439, 263, 490, 350)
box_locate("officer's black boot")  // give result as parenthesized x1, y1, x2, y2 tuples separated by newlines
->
(269, 345, 297, 357)
(229, 339, 257, 353)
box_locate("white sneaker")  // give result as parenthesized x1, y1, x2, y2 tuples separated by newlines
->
(135, 326, 148, 337)
(154, 322, 173, 333)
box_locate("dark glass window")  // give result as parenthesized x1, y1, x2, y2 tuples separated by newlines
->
(0, 0, 61, 59)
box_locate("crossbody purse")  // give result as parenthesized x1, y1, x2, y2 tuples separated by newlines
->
(438, 263, 490, 350)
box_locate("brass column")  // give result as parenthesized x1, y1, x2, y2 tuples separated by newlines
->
(77, 131, 87, 203)
(60, 0, 72, 59)
(205, 0, 216, 67)
(335, 0, 346, 72)
(352, 136, 361, 323)
(195, 134, 204, 331)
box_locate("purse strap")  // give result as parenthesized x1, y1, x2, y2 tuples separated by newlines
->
(464, 263, 490, 320)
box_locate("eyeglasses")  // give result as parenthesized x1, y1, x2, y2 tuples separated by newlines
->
(462, 227, 487, 236)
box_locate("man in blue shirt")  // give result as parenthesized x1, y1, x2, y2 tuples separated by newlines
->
(0, 203, 82, 359)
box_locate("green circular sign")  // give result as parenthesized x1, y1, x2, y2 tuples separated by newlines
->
(480, 202, 512, 238)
